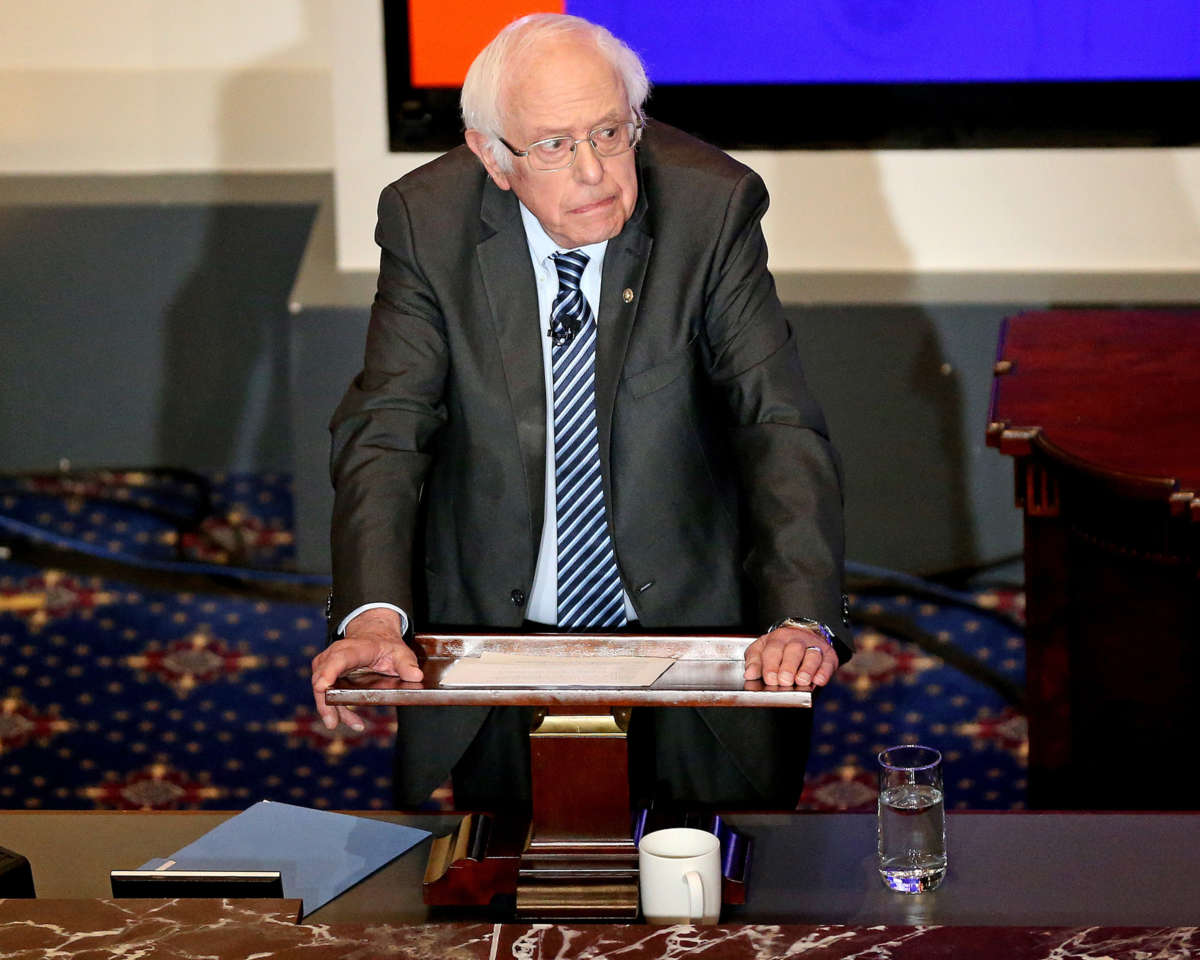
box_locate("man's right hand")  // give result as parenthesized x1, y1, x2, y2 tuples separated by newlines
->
(310, 608, 424, 732)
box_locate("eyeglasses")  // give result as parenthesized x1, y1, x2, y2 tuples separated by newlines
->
(499, 120, 644, 172)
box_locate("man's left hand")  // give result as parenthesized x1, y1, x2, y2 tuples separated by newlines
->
(743, 624, 839, 689)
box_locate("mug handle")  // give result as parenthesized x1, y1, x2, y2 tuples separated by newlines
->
(684, 870, 704, 922)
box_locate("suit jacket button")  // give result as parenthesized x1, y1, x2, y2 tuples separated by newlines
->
(511, 589, 526, 607)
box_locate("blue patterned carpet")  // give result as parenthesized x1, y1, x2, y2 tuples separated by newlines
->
(0, 471, 1026, 812)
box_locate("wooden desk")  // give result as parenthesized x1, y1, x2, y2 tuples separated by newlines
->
(987, 310, 1200, 809)
(1, 899, 1194, 960)
(3, 810, 1199, 927)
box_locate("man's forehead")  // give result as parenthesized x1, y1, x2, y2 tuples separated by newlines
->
(503, 39, 627, 136)
(522, 106, 627, 138)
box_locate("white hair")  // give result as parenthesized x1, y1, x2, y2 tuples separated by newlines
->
(461, 14, 650, 173)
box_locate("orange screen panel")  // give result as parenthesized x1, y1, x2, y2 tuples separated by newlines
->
(409, 0, 566, 88)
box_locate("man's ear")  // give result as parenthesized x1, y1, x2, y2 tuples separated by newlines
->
(465, 130, 512, 191)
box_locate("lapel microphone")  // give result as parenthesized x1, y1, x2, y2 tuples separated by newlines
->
(547, 318, 581, 349)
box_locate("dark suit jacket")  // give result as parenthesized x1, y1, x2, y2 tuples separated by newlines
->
(329, 122, 846, 806)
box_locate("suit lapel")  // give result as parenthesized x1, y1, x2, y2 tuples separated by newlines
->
(595, 175, 653, 480)
(476, 180, 547, 558)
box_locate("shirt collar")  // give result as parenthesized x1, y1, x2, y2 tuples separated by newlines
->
(518, 201, 608, 273)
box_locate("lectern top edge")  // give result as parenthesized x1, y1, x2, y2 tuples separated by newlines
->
(410, 631, 759, 660)
(326, 632, 815, 709)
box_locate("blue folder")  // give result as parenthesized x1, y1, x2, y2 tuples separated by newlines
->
(139, 800, 431, 917)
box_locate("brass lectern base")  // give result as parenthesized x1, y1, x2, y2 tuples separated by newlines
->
(518, 842, 640, 920)
(422, 814, 640, 920)
(516, 879, 639, 920)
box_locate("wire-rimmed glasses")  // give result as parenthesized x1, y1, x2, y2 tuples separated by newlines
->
(499, 119, 644, 172)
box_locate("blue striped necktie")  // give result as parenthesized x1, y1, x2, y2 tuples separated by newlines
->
(550, 251, 627, 630)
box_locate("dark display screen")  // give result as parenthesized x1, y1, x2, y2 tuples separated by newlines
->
(384, 1, 1200, 149)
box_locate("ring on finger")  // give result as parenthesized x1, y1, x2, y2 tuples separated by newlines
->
(805, 645, 826, 654)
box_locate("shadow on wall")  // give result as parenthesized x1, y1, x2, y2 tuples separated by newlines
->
(781, 146, 1200, 576)
(768, 151, 990, 575)
(155, 1, 328, 472)
(155, 204, 313, 471)
(791, 305, 994, 576)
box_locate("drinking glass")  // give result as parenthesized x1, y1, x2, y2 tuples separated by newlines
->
(876, 744, 946, 892)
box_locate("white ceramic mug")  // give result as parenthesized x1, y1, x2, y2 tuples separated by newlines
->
(637, 827, 722, 924)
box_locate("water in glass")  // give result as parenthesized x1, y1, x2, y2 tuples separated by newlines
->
(877, 781, 946, 892)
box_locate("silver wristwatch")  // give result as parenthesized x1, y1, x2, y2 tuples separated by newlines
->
(767, 616, 837, 645)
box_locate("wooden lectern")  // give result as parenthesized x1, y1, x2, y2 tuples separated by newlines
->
(987, 310, 1200, 809)
(328, 632, 808, 919)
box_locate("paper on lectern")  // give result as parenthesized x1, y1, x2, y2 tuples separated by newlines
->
(439, 651, 673, 687)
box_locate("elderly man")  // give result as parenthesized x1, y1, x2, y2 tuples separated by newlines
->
(311, 13, 848, 813)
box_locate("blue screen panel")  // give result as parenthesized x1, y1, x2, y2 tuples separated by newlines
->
(567, 0, 1200, 83)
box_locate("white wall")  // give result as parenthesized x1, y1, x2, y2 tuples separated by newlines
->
(329, 0, 1200, 298)
(0, 0, 333, 172)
